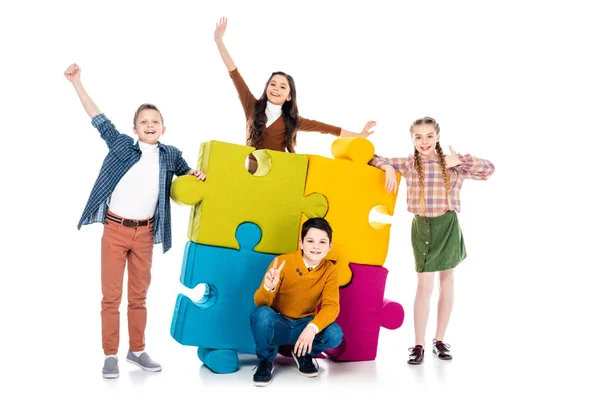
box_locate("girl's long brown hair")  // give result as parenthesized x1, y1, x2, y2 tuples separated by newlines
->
(248, 72, 299, 153)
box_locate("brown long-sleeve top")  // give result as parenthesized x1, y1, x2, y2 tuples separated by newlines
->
(229, 68, 342, 152)
(254, 250, 340, 332)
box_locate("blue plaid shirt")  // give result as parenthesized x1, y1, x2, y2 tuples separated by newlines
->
(77, 114, 191, 253)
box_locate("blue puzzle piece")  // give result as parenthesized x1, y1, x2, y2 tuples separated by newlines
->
(171, 222, 277, 373)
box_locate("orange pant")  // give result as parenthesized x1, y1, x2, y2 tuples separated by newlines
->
(101, 211, 154, 355)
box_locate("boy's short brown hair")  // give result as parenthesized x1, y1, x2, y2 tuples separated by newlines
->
(133, 103, 164, 126)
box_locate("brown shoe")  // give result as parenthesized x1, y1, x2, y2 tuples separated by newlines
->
(407, 345, 424, 365)
(432, 339, 452, 360)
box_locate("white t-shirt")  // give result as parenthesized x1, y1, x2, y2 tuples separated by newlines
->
(108, 141, 160, 219)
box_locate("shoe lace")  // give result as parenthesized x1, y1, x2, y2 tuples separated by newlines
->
(408, 345, 423, 357)
(434, 340, 451, 351)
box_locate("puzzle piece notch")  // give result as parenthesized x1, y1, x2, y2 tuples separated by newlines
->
(303, 137, 400, 286)
(170, 140, 328, 255)
(170, 222, 277, 373)
(325, 263, 404, 361)
(178, 283, 216, 309)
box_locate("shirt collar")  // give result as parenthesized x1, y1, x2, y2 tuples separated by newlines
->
(302, 256, 320, 271)
(138, 141, 159, 150)
(266, 101, 282, 114)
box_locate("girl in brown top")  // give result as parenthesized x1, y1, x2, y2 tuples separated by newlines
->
(214, 17, 376, 168)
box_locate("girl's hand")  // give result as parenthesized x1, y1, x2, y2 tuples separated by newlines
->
(359, 120, 377, 138)
(444, 146, 462, 168)
(383, 164, 398, 193)
(214, 17, 227, 42)
(64, 63, 81, 83)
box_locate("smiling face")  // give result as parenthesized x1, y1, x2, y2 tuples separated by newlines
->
(411, 123, 439, 159)
(133, 108, 165, 144)
(299, 227, 332, 266)
(265, 74, 292, 105)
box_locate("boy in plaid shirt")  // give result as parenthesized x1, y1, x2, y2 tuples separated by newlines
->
(64, 63, 205, 379)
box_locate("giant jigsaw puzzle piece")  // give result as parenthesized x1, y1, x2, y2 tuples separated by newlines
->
(324, 263, 404, 361)
(170, 222, 277, 373)
(170, 140, 328, 255)
(304, 137, 400, 286)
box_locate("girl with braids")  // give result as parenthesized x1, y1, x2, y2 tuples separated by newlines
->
(214, 17, 376, 173)
(369, 117, 495, 365)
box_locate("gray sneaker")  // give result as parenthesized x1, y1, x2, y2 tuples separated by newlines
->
(102, 356, 119, 379)
(126, 351, 162, 372)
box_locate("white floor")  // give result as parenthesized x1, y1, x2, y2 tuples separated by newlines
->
(4, 206, 597, 399)
(7, 307, 595, 400)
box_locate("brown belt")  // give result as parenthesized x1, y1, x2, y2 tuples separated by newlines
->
(106, 214, 154, 228)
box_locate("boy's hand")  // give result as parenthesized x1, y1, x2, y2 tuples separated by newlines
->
(294, 325, 317, 356)
(264, 258, 285, 290)
(188, 169, 206, 181)
(214, 17, 227, 42)
(64, 63, 81, 83)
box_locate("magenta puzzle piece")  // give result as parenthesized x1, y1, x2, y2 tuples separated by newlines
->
(325, 263, 404, 361)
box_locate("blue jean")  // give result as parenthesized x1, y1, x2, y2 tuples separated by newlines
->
(250, 305, 343, 361)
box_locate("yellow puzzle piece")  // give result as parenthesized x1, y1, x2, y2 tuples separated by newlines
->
(170, 140, 328, 255)
(303, 137, 400, 286)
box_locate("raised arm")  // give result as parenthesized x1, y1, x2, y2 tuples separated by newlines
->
(299, 119, 377, 139)
(64, 63, 101, 119)
(214, 17, 236, 72)
(214, 17, 256, 118)
(339, 120, 377, 139)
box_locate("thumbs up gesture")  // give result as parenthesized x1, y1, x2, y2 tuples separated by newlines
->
(444, 146, 462, 168)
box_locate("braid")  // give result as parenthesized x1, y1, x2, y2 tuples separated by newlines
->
(413, 148, 426, 214)
(411, 117, 451, 214)
(436, 142, 453, 210)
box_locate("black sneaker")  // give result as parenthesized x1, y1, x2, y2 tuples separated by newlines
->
(432, 339, 452, 360)
(407, 345, 424, 365)
(291, 352, 319, 377)
(252, 359, 274, 387)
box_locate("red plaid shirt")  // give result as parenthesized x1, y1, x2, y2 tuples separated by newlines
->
(369, 153, 495, 217)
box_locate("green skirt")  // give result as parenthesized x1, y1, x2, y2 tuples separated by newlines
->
(411, 211, 466, 273)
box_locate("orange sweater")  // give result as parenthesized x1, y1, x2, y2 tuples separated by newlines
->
(254, 250, 340, 332)
(229, 68, 342, 152)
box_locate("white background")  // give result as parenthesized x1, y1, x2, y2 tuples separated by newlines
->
(1, 0, 598, 399)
